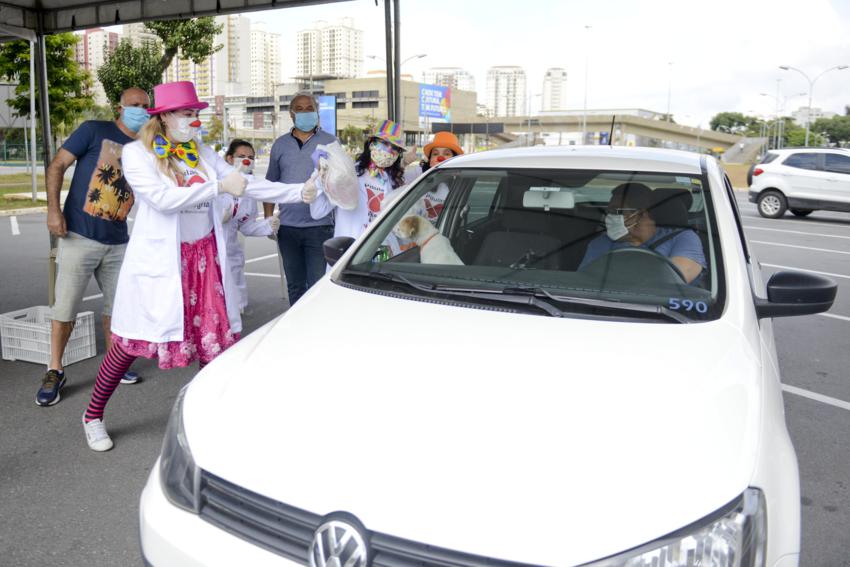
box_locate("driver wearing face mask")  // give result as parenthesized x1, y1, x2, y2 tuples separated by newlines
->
(578, 182, 706, 284)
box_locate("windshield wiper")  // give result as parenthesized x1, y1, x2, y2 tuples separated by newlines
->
(341, 270, 688, 322)
(501, 286, 690, 323)
(340, 269, 566, 317)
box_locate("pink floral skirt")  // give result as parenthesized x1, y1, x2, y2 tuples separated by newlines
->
(114, 232, 239, 369)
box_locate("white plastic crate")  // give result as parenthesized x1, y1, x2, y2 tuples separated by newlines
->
(0, 306, 97, 366)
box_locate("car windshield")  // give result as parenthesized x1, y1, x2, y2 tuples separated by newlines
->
(340, 167, 724, 322)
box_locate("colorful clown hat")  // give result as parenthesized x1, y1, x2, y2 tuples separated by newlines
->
(370, 120, 406, 151)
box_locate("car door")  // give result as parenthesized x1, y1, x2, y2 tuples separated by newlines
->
(778, 152, 821, 202)
(820, 153, 850, 210)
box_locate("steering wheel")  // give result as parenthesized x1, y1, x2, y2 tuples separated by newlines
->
(590, 247, 687, 284)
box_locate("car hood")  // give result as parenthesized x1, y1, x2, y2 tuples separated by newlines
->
(186, 281, 763, 566)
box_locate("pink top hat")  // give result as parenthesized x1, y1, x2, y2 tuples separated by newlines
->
(147, 81, 209, 115)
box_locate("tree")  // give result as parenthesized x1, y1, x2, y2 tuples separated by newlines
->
(340, 124, 367, 149)
(812, 115, 850, 145)
(97, 39, 163, 105)
(144, 18, 223, 74)
(0, 33, 94, 139)
(709, 112, 751, 134)
(206, 115, 224, 145)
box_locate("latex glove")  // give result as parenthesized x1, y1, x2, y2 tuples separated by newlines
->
(267, 211, 281, 238)
(301, 171, 319, 204)
(402, 146, 419, 166)
(218, 169, 247, 197)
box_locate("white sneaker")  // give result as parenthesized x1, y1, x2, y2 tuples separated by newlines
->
(82, 415, 114, 452)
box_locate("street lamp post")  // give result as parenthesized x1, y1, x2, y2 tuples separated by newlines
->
(581, 25, 591, 144)
(779, 64, 849, 147)
(666, 61, 673, 121)
(760, 89, 807, 149)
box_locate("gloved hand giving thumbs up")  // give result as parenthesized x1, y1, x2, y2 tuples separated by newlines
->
(301, 170, 320, 204)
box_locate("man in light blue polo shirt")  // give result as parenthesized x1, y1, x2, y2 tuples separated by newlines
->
(579, 182, 705, 283)
(263, 92, 337, 305)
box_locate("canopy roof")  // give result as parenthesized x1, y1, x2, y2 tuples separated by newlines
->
(0, 0, 349, 42)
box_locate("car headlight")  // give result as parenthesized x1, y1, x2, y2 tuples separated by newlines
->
(585, 488, 766, 567)
(159, 385, 200, 514)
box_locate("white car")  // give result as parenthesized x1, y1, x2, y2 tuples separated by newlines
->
(748, 148, 850, 218)
(140, 147, 836, 567)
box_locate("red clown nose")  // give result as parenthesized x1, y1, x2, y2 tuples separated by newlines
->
(435, 155, 447, 163)
(190, 120, 202, 127)
(242, 159, 252, 166)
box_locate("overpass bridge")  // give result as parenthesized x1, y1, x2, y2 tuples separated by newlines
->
(488, 113, 742, 153)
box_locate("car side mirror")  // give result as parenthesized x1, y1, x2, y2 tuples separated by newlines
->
(755, 271, 837, 319)
(323, 236, 355, 267)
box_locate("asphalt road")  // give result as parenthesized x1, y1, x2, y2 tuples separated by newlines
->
(0, 193, 849, 566)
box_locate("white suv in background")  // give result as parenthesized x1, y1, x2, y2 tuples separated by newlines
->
(748, 148, 850, 218)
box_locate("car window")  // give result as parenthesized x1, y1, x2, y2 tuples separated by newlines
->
(824, 153, 850, 174)
(759, 152, 779, 164)
(465, 179, 501, 224)
(343, 168, 724, 323)
(782, 153, 819, 170)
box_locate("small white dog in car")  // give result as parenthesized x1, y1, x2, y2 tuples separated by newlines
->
(393, 215, 464, 265)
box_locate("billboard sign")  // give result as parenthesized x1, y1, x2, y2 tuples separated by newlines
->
(419, 84, 451, 121)
(318, 95, 337, 136)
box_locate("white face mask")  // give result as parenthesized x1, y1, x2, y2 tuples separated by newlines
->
(164, 114, 200, 143)
(237, 157, 254, 174)
(605, 214, 630, 241)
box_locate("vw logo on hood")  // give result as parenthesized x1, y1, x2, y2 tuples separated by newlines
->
(309, 516, 369, 567)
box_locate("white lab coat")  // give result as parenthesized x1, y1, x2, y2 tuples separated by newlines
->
(224, 197, 273, 310)
(112, 141, 241, 343)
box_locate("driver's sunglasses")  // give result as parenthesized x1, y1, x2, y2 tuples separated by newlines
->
(605, 207, 640, 216)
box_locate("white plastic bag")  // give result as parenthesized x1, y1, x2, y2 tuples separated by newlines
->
(312, 141, 359, 210)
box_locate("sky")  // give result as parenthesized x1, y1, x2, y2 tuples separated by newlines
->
(249, 0, 850, 127)
(118, 0, 847, 128)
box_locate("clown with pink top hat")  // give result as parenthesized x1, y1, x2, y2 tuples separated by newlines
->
(309, 119, 408, 246)
(80, 81, 322, 452)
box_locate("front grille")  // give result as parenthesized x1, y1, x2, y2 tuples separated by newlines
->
(198, 471, 535, 567)
(199, 471, 321, 563)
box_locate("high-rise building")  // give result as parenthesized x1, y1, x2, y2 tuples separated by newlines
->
(122, 23, 159, 49)
(296, 18, 362, 80)
(162, 56, 215, 98)
(214, 15, 252, 96)
(542, 67, 567, 111)
(486, 66, 526, 117)
(74, 28, 120, 105)
(422, 67, 475, 92)
(250, 24, 281, 97)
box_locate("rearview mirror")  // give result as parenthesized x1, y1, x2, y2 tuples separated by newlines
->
(755, 271, 837, 319)
(323, 236, 355, 267)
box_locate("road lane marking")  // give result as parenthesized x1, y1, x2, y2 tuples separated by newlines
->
(245, 272, 280, 278)
(761, 263, 850, 280)
(821, 313, 850, 323)
(10, 216, 19, 235)
(83, 293, 103, 301)
(750, 241, 850, 255)
(743, 226, 850, 240)
(244, 253, 277, 264)
(782, 384, 850, 412)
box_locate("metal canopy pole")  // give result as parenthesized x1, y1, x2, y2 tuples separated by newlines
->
(29, 41, 37, 202)
(392, 0, 401, 128)
(35, 29, 57, 306)
(383, 0, 395, 121)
